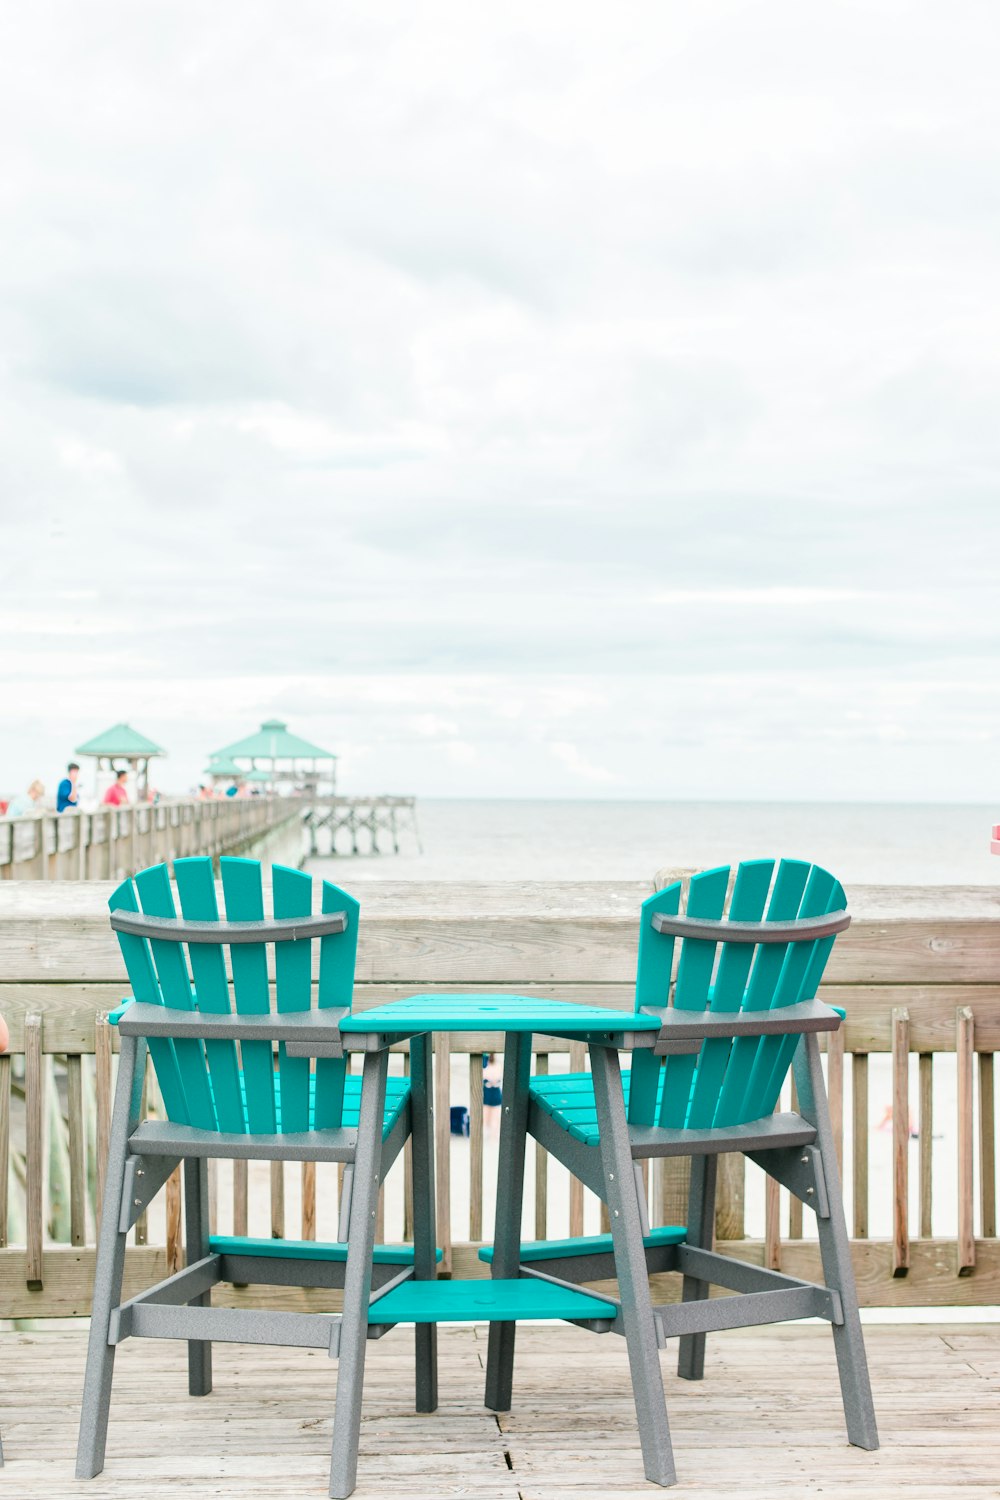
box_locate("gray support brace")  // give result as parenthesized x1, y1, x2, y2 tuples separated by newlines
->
(184, 1156, 213, 1396)
(590, 1042, 676, 1487)
(792, 1033, 879, 1450)
(76, 1034, 147, 1479)
(409, 1033, 439, 1414)
(485, 1031, 533, 1412)
(328, 1046, 389, 1499)
(677, 1154, 717, 1379)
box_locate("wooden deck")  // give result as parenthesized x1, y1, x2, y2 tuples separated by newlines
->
(3, 1322, 999, 1497)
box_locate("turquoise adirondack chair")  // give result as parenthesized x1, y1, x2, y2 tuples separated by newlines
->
(76, 857, 439, 1499)
(483, 858, 878, 1486)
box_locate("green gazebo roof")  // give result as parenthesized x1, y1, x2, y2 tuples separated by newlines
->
(244, 768, 274, 783)
(212, 719, 336, 762)
(204, 756, 243, 777)
(75, 723, 165, 758)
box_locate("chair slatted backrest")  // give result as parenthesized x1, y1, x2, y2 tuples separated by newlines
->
(627, 858, 846, 1131)
(110, 856, 359, 1134)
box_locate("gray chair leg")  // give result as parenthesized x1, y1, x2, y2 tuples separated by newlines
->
(183, 1156, 213, 1397)
(590, 1042, 677, 1488)
(677, 1154, 718, 1381)
(793, 1034, 879, 1450)
(484, 1032, 532, 1413)
(329, 1047, 389, 1500)
(76, 1035, 146, 1479)
(409, 1034, 438, 1414)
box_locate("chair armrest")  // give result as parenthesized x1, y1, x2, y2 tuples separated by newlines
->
(116, 1001, 349, 1053)
(641, 997, 844, 1054)
(107, 998, 137, 1026)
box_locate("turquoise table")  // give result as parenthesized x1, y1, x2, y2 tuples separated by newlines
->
(336, 992, 667, 1400)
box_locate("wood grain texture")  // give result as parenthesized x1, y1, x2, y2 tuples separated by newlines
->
(979, 1053, 996, 1240)
(892, 1008, 910, 1275)
(919, 1053, 933, 1239)
(956, 1007, 975, 1273)
(0, 1053, 9, 1249)
(25, 1015, 43, 1287)
(5, 1323, 1000, 1498)
(66, 1054, 86, 1247)
(853, 1053, 868, 1239)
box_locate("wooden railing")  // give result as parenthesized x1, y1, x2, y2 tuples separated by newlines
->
(1, 876, 998, 1316)
(0, 797, 302, 881)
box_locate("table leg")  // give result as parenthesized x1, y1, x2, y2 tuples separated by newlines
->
(484, 1031, 532, 1412)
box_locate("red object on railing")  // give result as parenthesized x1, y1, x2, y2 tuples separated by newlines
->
(991, 823, 1000, 856)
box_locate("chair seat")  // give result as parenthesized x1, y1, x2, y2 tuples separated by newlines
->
(530, 1069, 658, 1145)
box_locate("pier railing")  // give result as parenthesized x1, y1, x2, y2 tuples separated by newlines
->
(1, 877, 998, 1315)
(0, 797, 301, 882)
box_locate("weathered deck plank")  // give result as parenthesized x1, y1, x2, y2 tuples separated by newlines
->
(2, 1324, 998, 1497)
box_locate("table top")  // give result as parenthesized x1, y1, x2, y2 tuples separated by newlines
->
(338, 991, 663, 1041)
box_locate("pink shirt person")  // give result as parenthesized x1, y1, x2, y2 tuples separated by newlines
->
(103, 771, 129, 806)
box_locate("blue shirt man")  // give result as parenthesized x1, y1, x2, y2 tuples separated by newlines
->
(57, 762, 81, 812)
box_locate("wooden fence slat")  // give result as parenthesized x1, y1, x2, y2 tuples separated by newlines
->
(468, 1053, 483, 1244)
(919, 1053, 933, 1239)
(957, 1006, 975, 1273)
(434, 1033, 452, 1274)
(233, 1159, 249, 1238)
(764, 1175, 781, 1270)
(979, 1053, 996, 1240)
(165, 1167, 182, 1275)
(0, 1053, 9, 1248)
(853, 1053, 868, 1240)
(95, 1016, 112, 1234)
(714, 1154, 745, 1241)
(892, 1008, 910, 1275)
(534, 1053, 548, 1239)
(270, 1161, 285, 1241)
(301, 1161, 316, 1241)
(66, 1054, 86, 1247)
(25, 1014, 44, 1288)
(568, 1043, 585, 1237)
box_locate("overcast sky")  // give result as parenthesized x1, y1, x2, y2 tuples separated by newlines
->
(2, 2, 998, 801)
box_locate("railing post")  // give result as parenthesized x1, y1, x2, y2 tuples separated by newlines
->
(957, 1007, 975, 1274)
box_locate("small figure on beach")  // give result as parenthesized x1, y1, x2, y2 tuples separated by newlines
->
(483, 1052, 503, 1134)
(102, 769, 129, 806)
(5, 780, 45, 817)
(197, 783, 215, 801)
(56, 762, 80, 812)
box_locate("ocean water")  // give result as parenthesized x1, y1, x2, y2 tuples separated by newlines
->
(306, 797, 1000, 886)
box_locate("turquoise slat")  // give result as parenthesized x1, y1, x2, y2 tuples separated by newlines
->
(273, 864, 313, 1136)
(134, 864, 216, 1130)
(220, 858, 276, 1134)
(368, 1276, 618, 1324)
(313, 880, 357, 1130)
(173, 857, 246, 1135)
(685, 860, 774, 1130)
(478, 1226, 687, 1263)
(750, 867, 841, 1115)
(108, 878, 190, 1125)
(712, 858, 811, 1127)
(628, 882, 681, 1127)
(658, 867, 730, 1128)
(209, 1236, 440, 1264)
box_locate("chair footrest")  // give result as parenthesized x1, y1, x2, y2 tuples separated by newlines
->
(368, 1277, 618, 1324)
(477, 1225, 687, 1265)
(210, 1235, 443, 1266)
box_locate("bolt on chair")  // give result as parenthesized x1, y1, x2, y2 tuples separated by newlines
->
(482, 858, 878, 1486)
(76, 856, 438, 1499)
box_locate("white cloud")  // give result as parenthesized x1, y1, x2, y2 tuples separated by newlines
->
(1, 2, 998, 801)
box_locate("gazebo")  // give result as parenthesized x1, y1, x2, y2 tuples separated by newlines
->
(210, 719, 337, 796)
(75, 722, 165, 800)
(203, 755, 244, 791)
